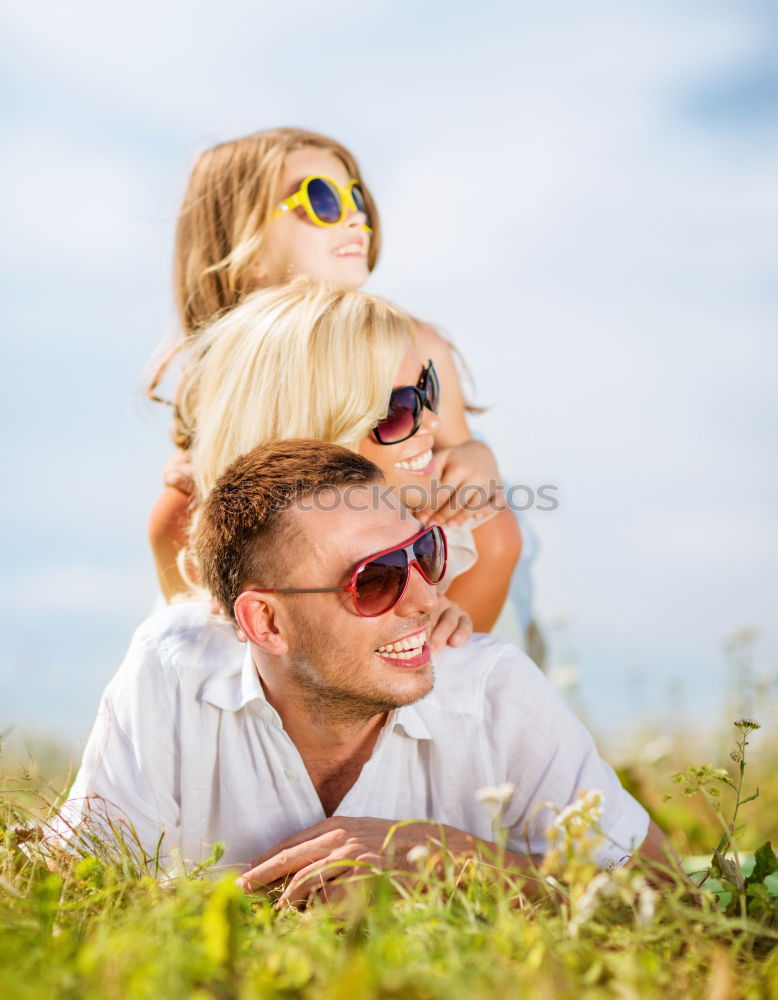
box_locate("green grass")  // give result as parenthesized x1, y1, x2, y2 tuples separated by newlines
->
(2, 719, 778, 1000)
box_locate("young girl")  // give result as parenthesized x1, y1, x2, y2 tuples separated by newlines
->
(148, 128, 522, 627)
(178, 279, 510, 632)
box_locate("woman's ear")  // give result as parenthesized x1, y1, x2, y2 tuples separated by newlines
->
(233, 591, 289, 655)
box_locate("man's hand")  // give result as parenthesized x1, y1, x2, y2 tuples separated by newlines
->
(419, 440, 504, 527)
(237, 816, 467, 906)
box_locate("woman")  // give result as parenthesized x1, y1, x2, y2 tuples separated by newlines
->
(178, 280, 517, 632)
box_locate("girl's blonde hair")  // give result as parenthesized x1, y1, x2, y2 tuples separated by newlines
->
(178, 280, 412, 500)
(175, 126, 380, 336)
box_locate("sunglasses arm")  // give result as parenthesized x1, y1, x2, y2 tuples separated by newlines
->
(273, 193, 302, 219)
(249, 586, 351, 596)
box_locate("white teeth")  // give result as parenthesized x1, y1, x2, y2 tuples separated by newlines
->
(334, 243, 364, 256)
(395, 449, 432, 472)
(376, 632, 427, 657)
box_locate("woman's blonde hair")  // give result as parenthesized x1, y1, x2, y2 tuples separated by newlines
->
(178, 280, 412, 500)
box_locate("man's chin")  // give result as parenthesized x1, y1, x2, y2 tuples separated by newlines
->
(388, 662, 434, 707)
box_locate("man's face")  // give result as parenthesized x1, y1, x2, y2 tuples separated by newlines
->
(275, 488, 438, 719)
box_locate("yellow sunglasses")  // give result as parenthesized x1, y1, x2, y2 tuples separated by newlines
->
(275, 175, 371, 231)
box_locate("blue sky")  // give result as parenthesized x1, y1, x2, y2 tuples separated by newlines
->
(2, 0, 777, 751)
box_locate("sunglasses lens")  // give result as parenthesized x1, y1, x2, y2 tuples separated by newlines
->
(355, 549, 407, 616)
(307, 177, 341, 224)
(422, 363, 440, 414)
(375, 387, 420, 444)
(352, 183, 368, 218)
(413, 527, 446, 585)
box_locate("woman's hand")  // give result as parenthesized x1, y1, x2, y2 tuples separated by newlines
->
(428, 596, 472, 655)
(420, 439, 505, 527)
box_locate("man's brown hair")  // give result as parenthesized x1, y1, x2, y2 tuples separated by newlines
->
(194, 439, 383, 619)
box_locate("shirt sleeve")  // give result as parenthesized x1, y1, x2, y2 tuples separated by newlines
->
(49, 625, 182, 870)
(483, 644, 649, 866)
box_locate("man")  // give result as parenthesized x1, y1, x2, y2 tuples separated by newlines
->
(56, 440, 666, 901)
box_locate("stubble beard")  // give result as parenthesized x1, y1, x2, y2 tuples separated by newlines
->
(287, 627, 434, 726)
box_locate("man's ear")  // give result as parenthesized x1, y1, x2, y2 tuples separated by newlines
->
(233, 591, 289, 655)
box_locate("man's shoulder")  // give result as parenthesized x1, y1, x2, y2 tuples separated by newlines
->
(112, 602, 242, 695)
(425, 634, 542, 715)
(133, 601, 234, 654)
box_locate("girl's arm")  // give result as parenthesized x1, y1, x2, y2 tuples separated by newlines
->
(148, 486, 194, 601)
(443, 507, 522, 633)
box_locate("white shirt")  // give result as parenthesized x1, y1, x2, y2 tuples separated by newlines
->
(56, 603, 647, 872)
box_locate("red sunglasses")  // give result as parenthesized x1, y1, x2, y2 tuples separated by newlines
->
(250, 525, 447, 617)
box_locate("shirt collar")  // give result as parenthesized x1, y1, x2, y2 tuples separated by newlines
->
(201, 643, 432, 741)
(201, 642, 267, 712)
(390, 703, 431, 740)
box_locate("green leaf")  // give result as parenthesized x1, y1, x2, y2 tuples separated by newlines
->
(745, 841, 778, 887)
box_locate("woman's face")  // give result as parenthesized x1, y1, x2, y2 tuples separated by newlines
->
(359, 344, 440, 506)
(258, 146, 371, 288)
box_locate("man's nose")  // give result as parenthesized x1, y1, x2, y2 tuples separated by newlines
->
(395, 560, 438, 618)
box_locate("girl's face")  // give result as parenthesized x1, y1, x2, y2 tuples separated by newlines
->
(359, 344, 440, 505)
(258, 146, 371, 288)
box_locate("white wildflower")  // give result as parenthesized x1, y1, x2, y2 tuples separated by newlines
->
(567, 870, 614, 937)
(552, 790, 604, 832)
(406, 845, 430, 865)
(474, 783, 515, 805)
(631, 874, 657, 927)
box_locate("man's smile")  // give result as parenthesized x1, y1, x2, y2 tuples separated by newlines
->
(375, 628, 430, 667)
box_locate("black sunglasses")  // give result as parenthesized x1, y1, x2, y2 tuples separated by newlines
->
(372, 360, 440, 445)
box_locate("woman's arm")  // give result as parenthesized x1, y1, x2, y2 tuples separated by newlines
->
(148, 486, 194, 601)
(444, 507, 522, 632)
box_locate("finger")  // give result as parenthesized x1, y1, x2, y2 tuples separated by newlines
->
(445, 479, 490, 515)
(447, 613, 472, 647)
(278, 855, 378, 908)
(425, 487, 459, 521)
(429, 607, 457, 656)
(244, 817, 346, 869)
(425, 485, 463, 523)
(239, 833, 336, 892)
(277, 858, 352, 908)
(457, 485, 490, 514)
(276, 863, 340, 909)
